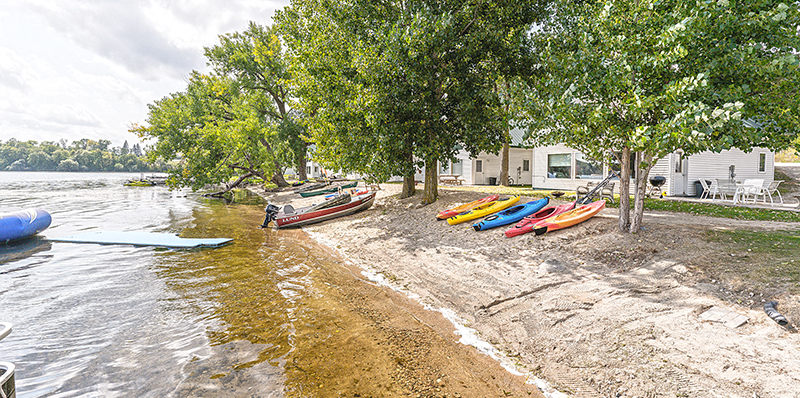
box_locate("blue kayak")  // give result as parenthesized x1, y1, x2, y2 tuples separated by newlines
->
(0, 209, 52, 243)
(473, 197, 549, 231)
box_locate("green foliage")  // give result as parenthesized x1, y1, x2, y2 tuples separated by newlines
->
(525, 0, 800, 232)
(0, 138, 158, 172)
(277, 0, 546, 201)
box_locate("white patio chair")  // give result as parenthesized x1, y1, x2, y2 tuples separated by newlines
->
(715, 179, 733, 201)
(755, 180, 783, 205)
(736, 179, 764, 204)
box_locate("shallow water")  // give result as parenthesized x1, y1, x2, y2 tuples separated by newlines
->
(0, 172, 344, 397)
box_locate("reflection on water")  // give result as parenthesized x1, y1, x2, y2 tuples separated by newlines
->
(0, 172, 428, 397)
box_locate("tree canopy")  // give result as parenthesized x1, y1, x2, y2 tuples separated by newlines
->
(133, 22, 305, 195)
(277, 0, 546, 202)
(525, 0, 800, 232)
(0, 138, 159, 172)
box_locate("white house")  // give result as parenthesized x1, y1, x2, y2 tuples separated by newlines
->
(531, 145, 775, 197)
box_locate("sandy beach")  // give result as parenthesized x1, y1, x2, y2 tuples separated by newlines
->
(253, 183, 800, 398)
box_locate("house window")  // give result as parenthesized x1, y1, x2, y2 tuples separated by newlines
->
(314, 166, 319, 173)
(475, 160, 483, 173)
(575, 153, 602, 179)
(522, 159, 530, 172)
(759, 153, 766, 173)
(452, 160, 463, 176)
(306, 166, 311, 174)
(547, 154, 571, 179)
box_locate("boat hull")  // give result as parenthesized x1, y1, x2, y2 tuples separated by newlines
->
(473, 197, 549, 231)
(299, 181, 358, 197)
(446, 196, 520, 225)
(275, 192, 376, 228)
(533, 200, 606, 235)
(0, 209, 52, 243)
(505, 202, 576, 237)
(436, 194, 499, 220)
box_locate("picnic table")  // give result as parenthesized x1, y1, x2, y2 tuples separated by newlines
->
(439, 174, 463, 185)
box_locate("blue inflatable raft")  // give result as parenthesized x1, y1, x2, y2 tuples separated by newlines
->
(472, 197, 549, 231)
(0, 208, 52, 243)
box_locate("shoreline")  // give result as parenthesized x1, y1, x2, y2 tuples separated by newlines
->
(253, 183, 800, 398)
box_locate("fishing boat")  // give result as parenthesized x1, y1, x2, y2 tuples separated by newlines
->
(533, 200, 606, 236)
(0, 322, 15, 398)
(0, 208, 52, 243)
(473, 197, 549, 231)
(504, 201, 576, 237)
(299, 181, 358, 197)
(446, 196, 520, 225)
(436, 194, 499, 220)
(263, 191, 376, 229)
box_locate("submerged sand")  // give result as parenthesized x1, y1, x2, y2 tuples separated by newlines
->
(254, 183, 800, 398)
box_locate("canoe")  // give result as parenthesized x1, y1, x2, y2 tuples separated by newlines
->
(265, 191, 376, 229)
(294, 181, 328, 193)
(504, 201, 576, 237)
(123, 180, 155, 186)
(299, 181, 358, 197)
(0, 208, 52, 243)
(473, 197, 549, 231)
(446, 196, 520, 225)
(533, 200, 606, 236)
(436, 194, 499, 220)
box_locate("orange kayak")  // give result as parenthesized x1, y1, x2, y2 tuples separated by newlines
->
(533, 200, 606, 235)
(436, 194, 500, 220)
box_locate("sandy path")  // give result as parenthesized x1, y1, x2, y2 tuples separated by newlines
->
(256, 183, 800, 398)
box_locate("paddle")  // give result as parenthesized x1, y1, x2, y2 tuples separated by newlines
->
(577, 170, 620, 205)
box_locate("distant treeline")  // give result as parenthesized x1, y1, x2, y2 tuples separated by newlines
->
(0, 138, 170, 172)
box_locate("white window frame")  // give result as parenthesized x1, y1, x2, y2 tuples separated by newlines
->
(758, 153, 766, 173)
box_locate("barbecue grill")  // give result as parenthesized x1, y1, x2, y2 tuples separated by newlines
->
(648, 176, 666, 198)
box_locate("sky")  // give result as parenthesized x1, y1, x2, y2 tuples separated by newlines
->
(0, 0, 290, 148)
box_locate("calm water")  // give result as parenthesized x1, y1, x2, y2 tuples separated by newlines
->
(0, 172, 361, 397)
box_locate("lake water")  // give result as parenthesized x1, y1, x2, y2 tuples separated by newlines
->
(0, 172, 357, 397)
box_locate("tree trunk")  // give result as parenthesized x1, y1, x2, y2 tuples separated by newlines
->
(617, 147, 631, 232)
(400, 147, 416, 199)
(423, 158, 438, 204)
(296, 145, 308, 181)
(205, 172, 254, 197)
(630, 152, 655, 234)
(271, 171, 288, 187)
(500, 139, 510, 186)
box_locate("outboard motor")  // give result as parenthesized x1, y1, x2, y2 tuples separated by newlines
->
(261, 204, 280, 228)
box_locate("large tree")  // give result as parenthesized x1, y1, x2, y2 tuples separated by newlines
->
(526, 0, 800, 232)
(132, 72, 291, 195)
(278, 0, 545, 203)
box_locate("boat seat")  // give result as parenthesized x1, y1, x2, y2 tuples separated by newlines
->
(283, 205, 295, 214)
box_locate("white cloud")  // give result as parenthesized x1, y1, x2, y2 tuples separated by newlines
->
(0, 0, 290, 146)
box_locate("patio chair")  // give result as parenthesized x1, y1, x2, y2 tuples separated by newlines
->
(736, 179, 764, 204)
(755, 180, 783, 205)
(576, 181, 596, 199)
(715, 179, 734, 201)
(698, 179, 717, 200)
(600, 182, 615, 204)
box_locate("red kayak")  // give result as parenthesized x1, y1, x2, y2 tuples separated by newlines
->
(436, 194, 499, 220)
(504, 201, 575, 237)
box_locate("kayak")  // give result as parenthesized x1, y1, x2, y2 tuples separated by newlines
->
(447, 196, 520, 225)
(0, 208, 52, 243)
(533, 200, 606, 236)
(436, 194, 499, 220)
(473, 197, 549, 231)
(504, 201, 576, 237)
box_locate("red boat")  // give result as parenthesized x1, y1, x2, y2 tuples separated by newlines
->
(504, 201, 576, 237)
(263, 192, 376, 229)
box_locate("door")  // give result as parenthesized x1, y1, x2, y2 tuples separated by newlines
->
(473, 159, 485, 185)
(673, 154, 689, 196)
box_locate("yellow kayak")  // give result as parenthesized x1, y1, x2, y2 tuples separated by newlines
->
(447, 196, 521, 225)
